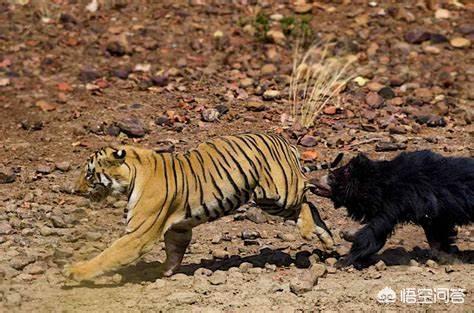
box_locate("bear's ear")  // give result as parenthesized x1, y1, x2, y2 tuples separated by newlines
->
(349, 153, 373, 175)
(354, 153, 370, 163)
(330, 152, 344, 168)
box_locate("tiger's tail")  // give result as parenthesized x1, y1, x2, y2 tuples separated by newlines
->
(302, 152, 344, 173)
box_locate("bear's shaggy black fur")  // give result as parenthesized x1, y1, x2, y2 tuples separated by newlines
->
(313, 150, 474, 268)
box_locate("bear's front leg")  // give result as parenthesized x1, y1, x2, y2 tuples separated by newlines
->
(337, 214, 395, 269)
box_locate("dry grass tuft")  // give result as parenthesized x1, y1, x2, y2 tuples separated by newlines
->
(289, 42, 356, 128)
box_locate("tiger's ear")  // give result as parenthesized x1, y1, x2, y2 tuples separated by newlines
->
(112, 149, 126, 162)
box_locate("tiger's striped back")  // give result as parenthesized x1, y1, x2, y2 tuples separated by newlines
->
(172, 133, 307, 226)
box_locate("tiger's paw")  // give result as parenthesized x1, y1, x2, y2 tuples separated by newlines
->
(297, 218, 315, 241)
(314, 226, 335, 252)
(320, 235, 335, 252)
(63, 262, 97, 282)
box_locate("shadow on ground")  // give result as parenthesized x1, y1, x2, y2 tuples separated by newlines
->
(62, 246, 474, 289)
(62, 247, 334, 288)
(379, 246, 474, 266)
(117, 247, 336, 283)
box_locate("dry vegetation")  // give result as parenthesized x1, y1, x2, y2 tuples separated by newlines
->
(289, 42, 356, 128)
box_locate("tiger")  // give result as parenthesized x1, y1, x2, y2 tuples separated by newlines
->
(64, 133, 341, 282)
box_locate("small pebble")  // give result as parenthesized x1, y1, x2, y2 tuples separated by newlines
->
(55, 161, 71, 172)
(201, 108, 220, 122)
(375, 260, 387, 271)
(426, 259, 438, 268)
(325, 258, 337, 267)
(450, 37, 471, 48)
(212, 249, 229, 259)
(208, 270, 227, 285)
(36, 165, 54, 174)
(262, 90, 280, 100)
(239, 262, 253, 272)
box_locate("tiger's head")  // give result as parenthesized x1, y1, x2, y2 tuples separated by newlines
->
(75, 147, 131, 201)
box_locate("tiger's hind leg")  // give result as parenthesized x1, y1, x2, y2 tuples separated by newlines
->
(160, 228, 192, 277)
(297, 201, 334, 251)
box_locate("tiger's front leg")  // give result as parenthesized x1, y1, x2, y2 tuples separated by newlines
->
(64, 217, 160, 282)
(297, 201, 334, 251)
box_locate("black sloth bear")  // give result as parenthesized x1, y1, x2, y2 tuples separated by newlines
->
(313, 150, 474, 268)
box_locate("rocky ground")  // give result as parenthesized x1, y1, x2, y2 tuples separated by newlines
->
(0, 0, 473, 312)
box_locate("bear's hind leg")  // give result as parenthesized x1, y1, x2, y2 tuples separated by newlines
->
(422, 222, 459, 254)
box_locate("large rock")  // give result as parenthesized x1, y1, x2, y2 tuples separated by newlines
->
(212, 249, 229, 259)
(310, 263, 327, 281)
(261, 64, 277, 75)
(457, 23, 474, 35)
(0, 168, 16, 184)
(245, 207, 268, 224)
(299, 135, 318, 147)
(289, 266, 323, 295)
(36, 165, 54, 174)
(241, 229, 260, 240)
(0, 221, 13, 235)
(106, 41, 127, 57)
(414, 87, 433, 102)
(55, 161, 71, 172)
(450, 37, 471, 48)
(378, 87, 395, 99)
(201, 108, 220, 122)
(277, 232, 296, 242)
(375, 142, 407, 152)
(415, 115, 446, 127)
(290, 278, 314, 295)
(10, 254, 36, 270)
(325, 257, 338, 267)
(262, 90, 280, 100)
(5, 292, 22, 307)
(79, 67, 102, 83)
(208, 270, 227, 285)
(51, 215, 67, 228)
(116, 117, 146, 138)
(245, 101, 266, 112)
(375, 260, 387, 271)
(404, 29, 431, 44)
(366, 92, 384, 107)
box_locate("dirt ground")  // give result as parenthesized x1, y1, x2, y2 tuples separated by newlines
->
(0, 0, 473, 312)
